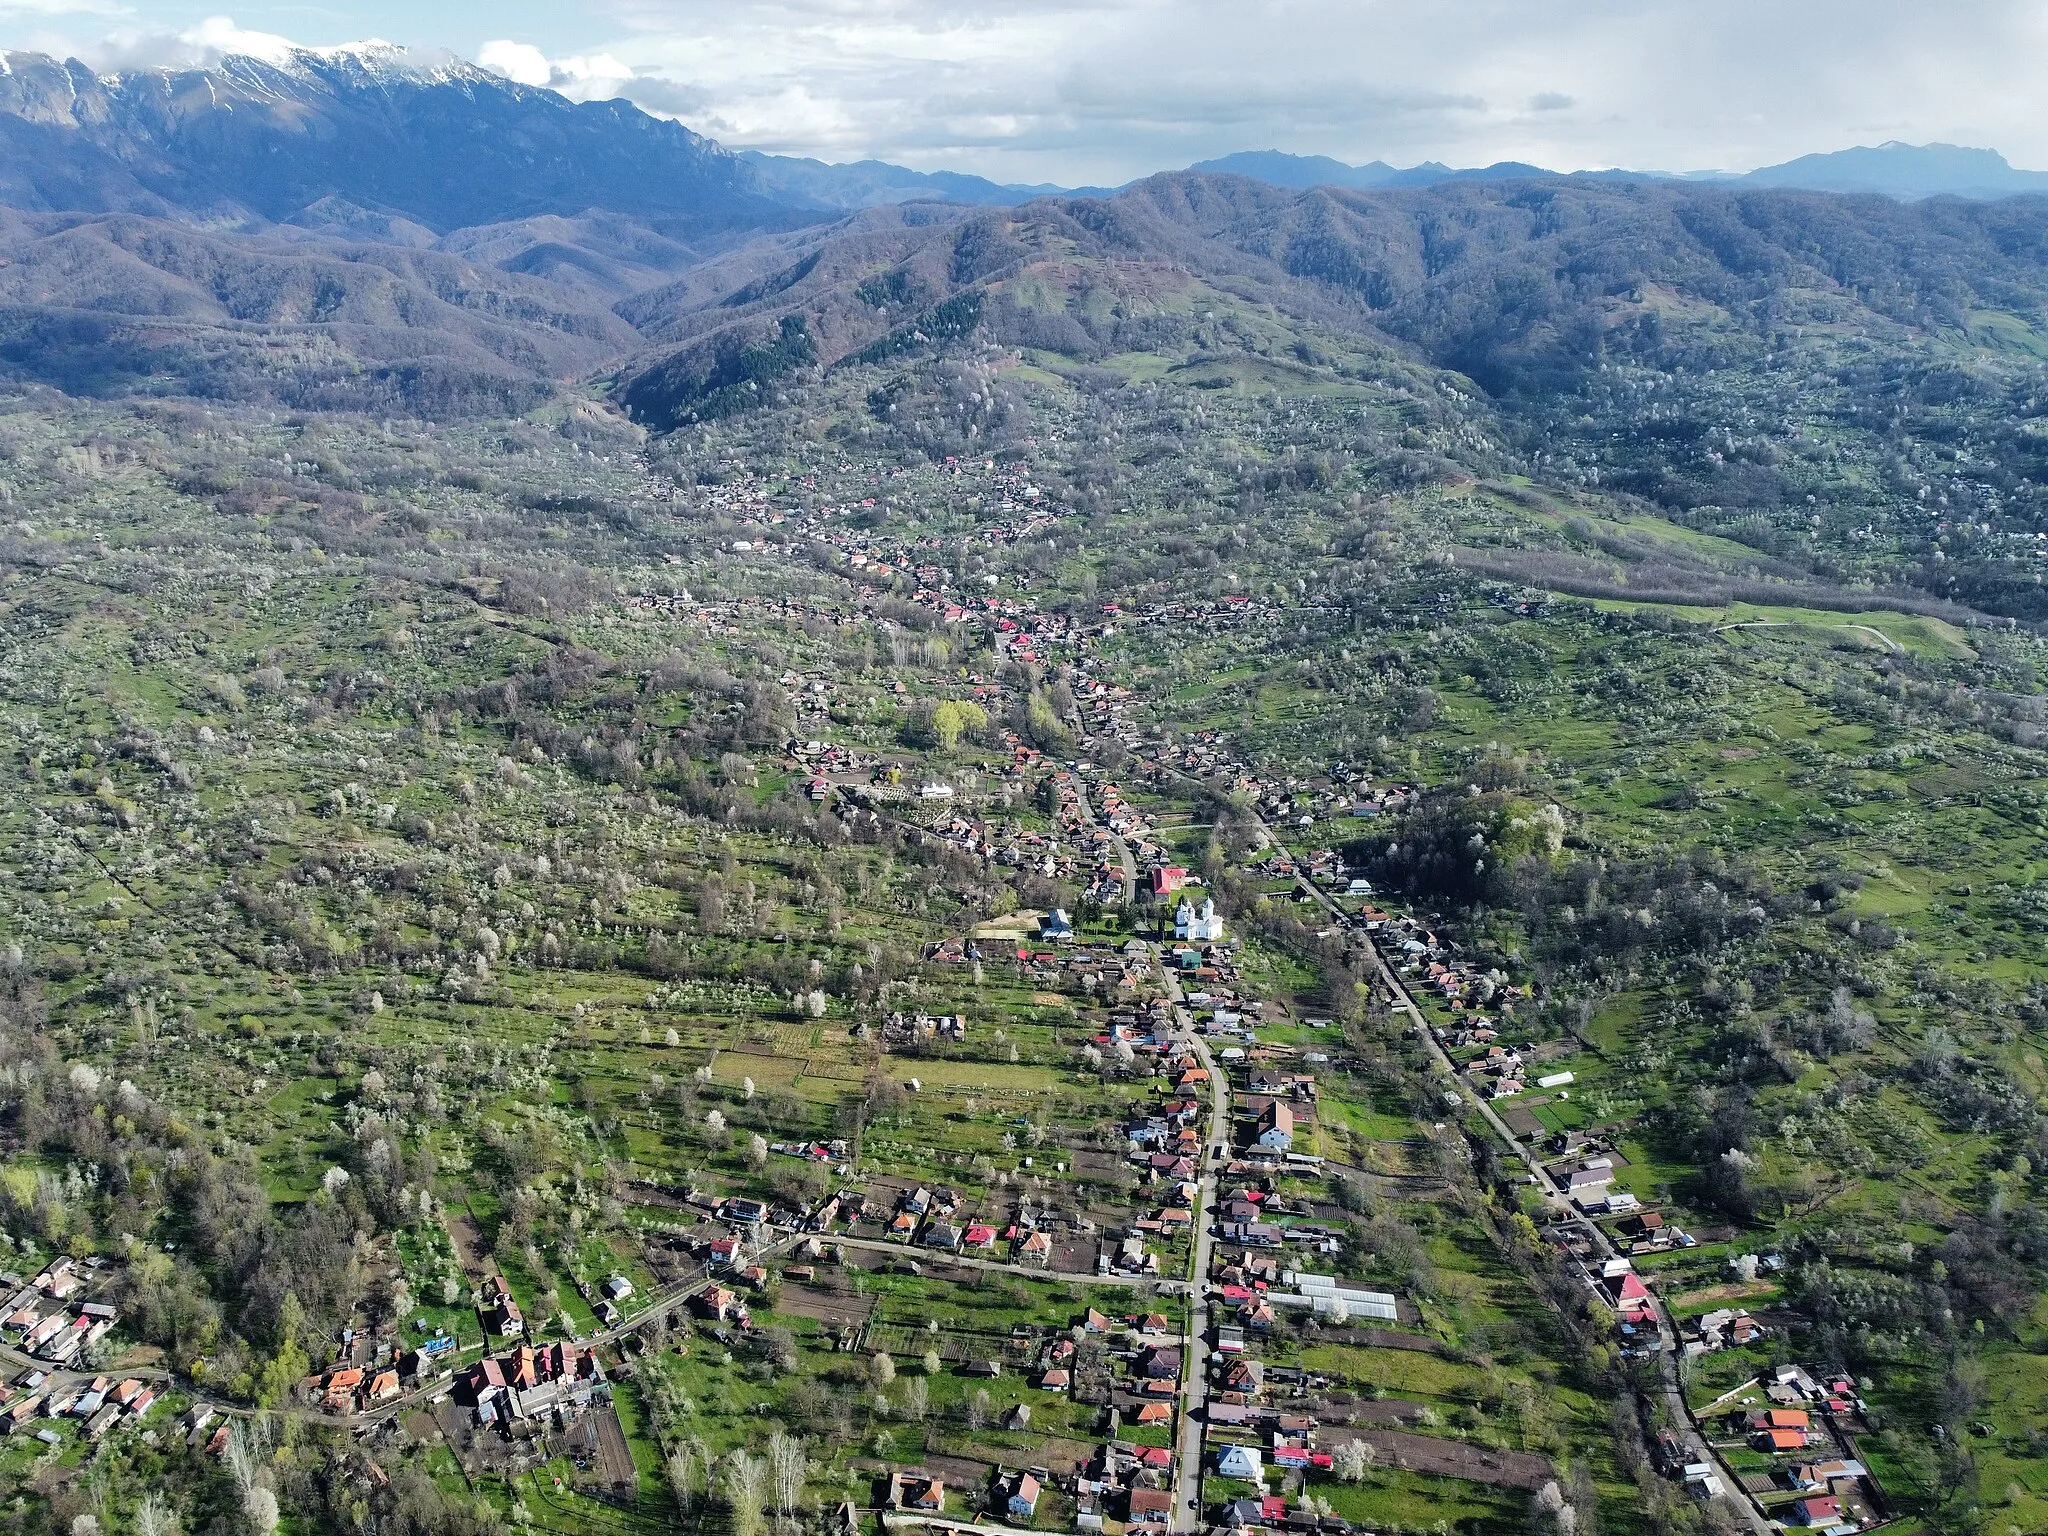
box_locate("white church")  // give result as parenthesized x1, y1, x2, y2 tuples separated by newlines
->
(1174, 896, 1225, 943)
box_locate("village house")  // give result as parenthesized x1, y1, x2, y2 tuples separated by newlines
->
(1788, 1459, 1867, 1492)
(1257, 1101, 1296, 1153)
(1124, 1487, 1174, 1527)
(1143, 1345, 1182, 1380)
(695, 1284, 741, 1322)
(321, 1368, 364, 1412)
(484, 1276, 523, 1337)
(1215, 1443, 1263, 1479)
(889, 1472, 946, 1512)
(1007, 1472, 1042, 1520)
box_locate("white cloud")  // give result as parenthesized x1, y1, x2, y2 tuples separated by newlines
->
(554, 51, 632, 84)
(523, 0, 2048, 184)
(182, 15, 296, 64)
(478, 38, 638, 98)
(477, 37, 550, 85)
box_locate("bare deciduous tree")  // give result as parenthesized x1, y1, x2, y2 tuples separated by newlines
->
(725, 1450, 768, 1536)
(767, 1432, 808, 1517)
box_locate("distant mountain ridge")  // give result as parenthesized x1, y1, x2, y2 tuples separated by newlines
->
(1185, 150, 1552, 190)
(743, 140, 2048, 209)
(0, 44, 793, 234)
(1727, 141, 2048, 198)
(741, 152, 1114, 209)
(1179, 142, 2048, 201)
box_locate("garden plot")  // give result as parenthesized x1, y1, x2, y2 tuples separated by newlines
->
(776, 1283, 877, 1331)
(1320, 1425, 1555, 1490)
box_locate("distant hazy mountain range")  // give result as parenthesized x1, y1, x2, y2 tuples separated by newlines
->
(0, 41, 2043, 236)
(1186, 143, 2048, 200)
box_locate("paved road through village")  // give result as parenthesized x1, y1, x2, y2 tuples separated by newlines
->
(1068, 758, 1220, 1532)
(1169, 966, 1230, 1533)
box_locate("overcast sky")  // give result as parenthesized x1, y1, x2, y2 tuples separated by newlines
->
(6, 0, 2045, 185)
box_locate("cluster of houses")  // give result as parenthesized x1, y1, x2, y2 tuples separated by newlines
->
(1, 1260, 119, 1367)
(1733, 1365, 1869, 1430)
(1128, 1084, 1206, 1164)
(802, 1183, 1063, 1269)
(1199, 1014, 1322, 1164)
(946, 930, 1161, 1000)
(1772, 1461, 1878, 1532)
(1214, 1239, 1385, 1331)
(884, 1452, 1126, 1529)
(1121, 1033, 1327, 1202)
(785, 736, 870, 776)
(1667, 1367, 1883, 1528)
(771, 1137, 850, 1165)
(1592, 1258, 1659, 1329)
(1080, 778, 1229, 915)
(1616, 1208, 1693, 1255)
(1189, 1224, 1412, 1532)
(1407, 958, 1522, 1024)
(1075, 1443, 1177, 1531)
(879, 1011, 971, 1047)
(1689, 1306, 1766, 1354)
(1047, 769, 1143, 906)
(642, 461, 1438, 982)
(1551, 1146, 1642, 1217)
(2, 1370, 159, 1443)
(785, 736, 874, 799)
(1454, 1039, 1554, 1102)
(1140, 724, 1247, 782)
(1576, 1258, 1871, 1525)
(1188, 989, 1287, 1051)
(1747, 1406, 1824, 1454)
(1041, 1310, 1192, 1527)
(314, 1361, 403, 1414)
(462, 1341, 610, 1429)
(683, 458, 1073, 616)
(1232, 761, 1418, 831)
(1204, 1328, 1339, 1486)
(638, 1199, 779, 1298)
(922, 936, 987, 965)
